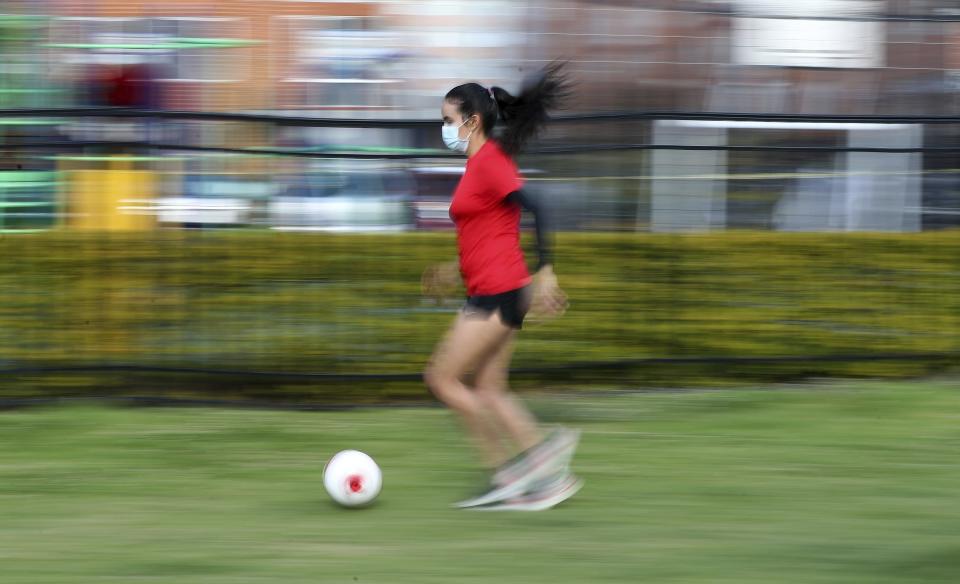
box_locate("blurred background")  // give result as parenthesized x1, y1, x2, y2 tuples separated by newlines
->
(2, 0, 960, 232)
(0, 0, 958, 399)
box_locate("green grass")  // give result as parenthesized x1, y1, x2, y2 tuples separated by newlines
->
(1, 379, 958, 583)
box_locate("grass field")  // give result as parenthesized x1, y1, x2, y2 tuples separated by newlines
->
(2, 379, 958, 583)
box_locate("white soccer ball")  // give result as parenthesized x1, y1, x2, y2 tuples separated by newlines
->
(323, 450, 382, 507)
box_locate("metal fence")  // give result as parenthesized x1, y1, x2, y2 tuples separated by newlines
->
(1, 107, 959, 232)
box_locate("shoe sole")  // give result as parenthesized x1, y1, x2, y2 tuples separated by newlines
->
(452, 474, 534, 509)
(469, 475, 583, 512)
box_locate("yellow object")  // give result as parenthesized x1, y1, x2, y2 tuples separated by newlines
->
(64, 157, 157, 231)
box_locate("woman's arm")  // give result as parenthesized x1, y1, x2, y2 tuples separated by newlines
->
(506, 188, 551, 271)
(507, 188, 566, 318)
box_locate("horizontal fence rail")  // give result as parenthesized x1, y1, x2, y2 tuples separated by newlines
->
(2, 108, 960, 157)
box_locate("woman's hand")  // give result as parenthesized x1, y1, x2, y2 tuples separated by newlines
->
(528, 265, 568, 322)
(421, 261, 462, 303)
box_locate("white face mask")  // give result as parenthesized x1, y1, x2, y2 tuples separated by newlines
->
(442, 118, 474, 153)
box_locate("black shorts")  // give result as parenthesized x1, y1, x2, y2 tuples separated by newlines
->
(463, 286, 532, 329)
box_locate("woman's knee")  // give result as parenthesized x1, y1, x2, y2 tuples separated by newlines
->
(424, 365, 458, 403)
(423, 365, 442, 394)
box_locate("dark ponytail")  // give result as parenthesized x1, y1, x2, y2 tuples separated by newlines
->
(444, 61, 571, 157)
(491, 61, 571, 156)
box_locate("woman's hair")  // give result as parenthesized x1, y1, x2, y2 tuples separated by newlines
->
(444, 61, 571, 157)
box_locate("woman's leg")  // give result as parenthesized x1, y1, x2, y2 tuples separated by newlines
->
(472, 329, 543, 454)
(424, 311, 514, 468)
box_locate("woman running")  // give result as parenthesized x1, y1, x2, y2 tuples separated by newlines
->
(423, 63, 581, 511)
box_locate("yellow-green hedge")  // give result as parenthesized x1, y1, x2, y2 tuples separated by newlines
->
(1, 231, 957, 401)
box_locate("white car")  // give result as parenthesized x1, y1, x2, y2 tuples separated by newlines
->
(269, 169, 413, 232)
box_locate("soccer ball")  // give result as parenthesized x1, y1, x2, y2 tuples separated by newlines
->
(323, 450, 382, 507)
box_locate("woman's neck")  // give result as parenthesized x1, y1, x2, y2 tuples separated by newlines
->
(466, 134, 488, 158)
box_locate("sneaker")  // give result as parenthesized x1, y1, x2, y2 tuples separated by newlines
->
(525, 465, 573, 493)
(454, 427, 581, 509)
(469, 473, 583, 512)
(547, 428, 581, 476)
(492, 427, 581, 486)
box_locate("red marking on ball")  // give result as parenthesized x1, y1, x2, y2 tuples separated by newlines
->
(347, 475, 364, 493)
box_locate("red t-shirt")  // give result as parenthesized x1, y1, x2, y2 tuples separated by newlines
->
(449, 140, 531, 296)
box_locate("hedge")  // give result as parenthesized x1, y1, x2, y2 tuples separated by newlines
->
(1, 230, 957, 401)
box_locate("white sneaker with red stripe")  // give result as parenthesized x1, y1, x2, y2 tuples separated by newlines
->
(470, 472, 583, 512)
(453, 427, 581, 509)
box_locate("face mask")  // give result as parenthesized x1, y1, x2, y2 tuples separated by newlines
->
(442, 118, 474, 153)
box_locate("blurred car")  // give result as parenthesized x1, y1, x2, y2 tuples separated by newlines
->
(268, 167, 414, 232)
(156, 174, 275, 227)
